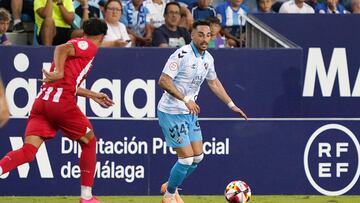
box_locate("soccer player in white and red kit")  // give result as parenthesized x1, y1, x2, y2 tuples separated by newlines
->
(0, 19, 112, 203)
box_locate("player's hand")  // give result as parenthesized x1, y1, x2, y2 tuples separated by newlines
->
(41, 69, 64, 83)
(231, 106, 248, 120)
(185, 101, 200, 115)
(114, 39, 129, 47)
(92, 92, 114, 108)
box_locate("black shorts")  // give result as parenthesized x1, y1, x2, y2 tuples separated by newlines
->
(37, 27, 73, 46)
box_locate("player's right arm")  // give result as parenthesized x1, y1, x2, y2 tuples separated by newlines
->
(158, 73, 200, 115)
(42, 43, 76, 83)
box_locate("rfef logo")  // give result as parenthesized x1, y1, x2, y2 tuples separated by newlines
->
(304, 124, 360, 196)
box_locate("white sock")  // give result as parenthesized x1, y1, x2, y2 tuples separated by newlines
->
(0, 166, 3, 176)
(81, 185, 92, 200)
(13, 19, 21, 25)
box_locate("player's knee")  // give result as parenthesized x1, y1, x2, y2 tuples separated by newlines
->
(22, 143, 38, 162)
(178, 156, 194, 166)
(193, 153, 204, 164)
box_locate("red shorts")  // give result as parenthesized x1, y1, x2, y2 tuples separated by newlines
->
(25, 98, 93, 140)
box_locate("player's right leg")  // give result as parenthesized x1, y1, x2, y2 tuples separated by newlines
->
(0, 135, 43, 176)
(0, 103, 52, 176)
(158, 111, 195, 203)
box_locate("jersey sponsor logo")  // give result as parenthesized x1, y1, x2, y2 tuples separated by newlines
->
(169, 62, 178, 71)
(77, 41, 89, 50)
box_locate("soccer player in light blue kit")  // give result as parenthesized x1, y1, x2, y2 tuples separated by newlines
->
(157, 20, 248, 203)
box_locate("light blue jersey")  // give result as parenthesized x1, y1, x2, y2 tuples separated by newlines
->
(157, 42, 217, 148)
(158, 42, 217, 114)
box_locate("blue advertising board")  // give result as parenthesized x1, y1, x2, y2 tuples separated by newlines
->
(0, 45, 359, 196)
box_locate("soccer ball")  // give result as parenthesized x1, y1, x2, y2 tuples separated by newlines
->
(224, 180, 251, 203)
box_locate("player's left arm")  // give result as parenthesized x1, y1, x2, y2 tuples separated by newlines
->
(76, 87, 114, 108)
(207, 78, 247, 120)
(42, 43, 76, 83)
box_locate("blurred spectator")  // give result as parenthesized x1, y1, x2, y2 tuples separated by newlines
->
(152, 1, 191, 47)
(0, 8, 11, 45)
(121, 0, 152, 46)
(174, 0, 197, 7)
(315, 0, 347, 13)
(73, 0, 103, 29)
(352, 0, 360, 13)
(208, 16, 225, 48)
(306, 0, 318, 9)
(0, 0, 34, 32)
(279, 0, 315, 13)
(34, 0, 75, 45)
(188, 0, 216, 21)
(144, 0, 167, 29)
(216, 0, 249, 47)
(256, 0, 275, 13)
(179, 4, 193, 31)
(102, 0, 131, 47)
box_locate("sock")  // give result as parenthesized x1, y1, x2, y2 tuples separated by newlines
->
(167, 161, 191, 194)
(186, 153, 203, 178)
(185, 163, 198, 178)
(14, 19, 21, 25)
(0, 143, 38, 174)
(80, 137, 97, 187)
(81, 185, 92, 200)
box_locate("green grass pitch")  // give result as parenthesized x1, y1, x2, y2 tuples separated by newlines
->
(0, 195, 359, 203)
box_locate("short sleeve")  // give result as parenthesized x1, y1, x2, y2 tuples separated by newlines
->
(206, 60, 217, 80)
(34, 0, 46, 12)
(162, 50, 182, 79)
(69, 39, 95, 57)
(64, 0, 75, 12)
(152, 28, 167, 46)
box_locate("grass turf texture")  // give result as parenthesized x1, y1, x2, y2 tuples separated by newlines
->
(0, 196, 359, 203)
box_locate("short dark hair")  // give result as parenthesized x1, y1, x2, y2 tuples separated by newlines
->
(82, 18, 108, 36)
(104, 0, 122, 11)
(164, 2, 181, 15)
(192, 20, 211, 30)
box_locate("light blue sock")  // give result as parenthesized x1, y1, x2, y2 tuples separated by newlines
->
(167, 161, 190, 194)
(185, 163, 198, 178)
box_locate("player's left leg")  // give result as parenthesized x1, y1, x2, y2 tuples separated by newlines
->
(186, 141, 204, 178)
(185, 117, 204, 178)
(78, 130, 99, 203)
(58, 105, 100, 203)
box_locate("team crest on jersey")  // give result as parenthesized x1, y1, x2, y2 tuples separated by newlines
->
(169, 62, 178, 71)
(77, 41, 89, 50)
(204, 62, 208, 70)
(191, 64, 197, 69)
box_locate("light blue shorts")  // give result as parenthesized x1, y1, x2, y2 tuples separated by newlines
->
(157, 110, 202, 148)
